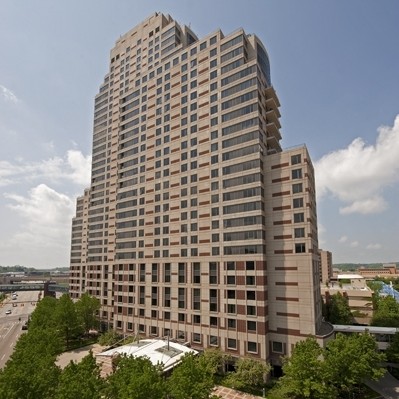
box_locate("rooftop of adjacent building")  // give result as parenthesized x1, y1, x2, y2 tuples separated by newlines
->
(97, 338, 197, 373)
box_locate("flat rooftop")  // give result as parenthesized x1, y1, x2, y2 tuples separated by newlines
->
(97, 339, 197, 372)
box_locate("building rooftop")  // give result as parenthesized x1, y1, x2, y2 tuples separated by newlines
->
(333, 325, 399, 335)
(97, 339, 197, 372)
(337, 274, 364, 279)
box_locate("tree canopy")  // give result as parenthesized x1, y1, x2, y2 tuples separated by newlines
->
(54, 352, 104, 399)
(168, 352, 214, 399)
(272, 334, 385, 399)
(104, 355, 166, 399)
(324, 292, 353, 325)
(371, 295, 399, 327)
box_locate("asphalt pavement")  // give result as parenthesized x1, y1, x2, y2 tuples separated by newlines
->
(366, 371, 399, 399)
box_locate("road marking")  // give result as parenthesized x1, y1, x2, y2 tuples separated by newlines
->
(1, 354, 5, 360)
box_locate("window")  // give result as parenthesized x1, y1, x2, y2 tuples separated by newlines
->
(291, 154, 301, 165)
(247, 320, 256, 331)
(292, 183, 303, 193)
(292, 169, 302, 179)
(193, 332, 201, 343)
(247, 305, 256, 316)
(246, 276, 255, 286)
(246, 261, 255, 270)
(294, 213, 304, 223)
(247, 290, 256, 300)
(227, 338, 237, 349)
(272, 341, 284, 353)
(227, 318, 236, 329)
(192, 288, 201, 310)
(294, 228, 305, 238)
(209, 262, 218, 284)
(247, 341, 257, 353)
(295, 243, 306, 253)
(164, 263, 171, 283)
(178, 263, 186, 283)
(227, 276, 235, 285)
(293, 198, 304, 208)
(192, 263, 201, 284)
(209, 335, 218, 346)
(227, 304, 236, 314)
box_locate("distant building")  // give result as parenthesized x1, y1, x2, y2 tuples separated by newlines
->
(321, 274, 374, 324)
(357, 264, 399, 279)
(319, 249, 333, 283)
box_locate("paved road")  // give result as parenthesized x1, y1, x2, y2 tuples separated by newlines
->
(0, 291, 39, 369)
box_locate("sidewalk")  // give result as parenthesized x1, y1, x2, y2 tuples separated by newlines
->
(213, 386, 263, 399)
(56, 343, 105, 369)
(366, 371, 399, 399)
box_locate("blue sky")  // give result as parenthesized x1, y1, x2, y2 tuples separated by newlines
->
(0, 0, 398, 268)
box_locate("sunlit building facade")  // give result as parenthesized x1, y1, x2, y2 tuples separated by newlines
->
(69, 12, 332, 365)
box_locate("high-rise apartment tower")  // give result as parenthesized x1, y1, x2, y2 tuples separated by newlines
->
(69, 12, 333, 365)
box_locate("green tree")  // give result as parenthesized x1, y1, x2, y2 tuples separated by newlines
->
(168, 352, 214, 399)
(276, 337, 335, 399)
(75, 293, 101, 334)
(28, 295, 59, 331)
(56, 294, 83, 347)
(225, 357, 271, 393)
(371, 295, 399, 327)
(198, 347, 231, 377)
(54, 352, 104, 399)
(325, 332, 385, 397)
(386, 332, 399, 363)
(326, 292, 353, 324)
(99, 329, 122, 346)
(0, 329, 61, 399)
(104, 355, 166, 399)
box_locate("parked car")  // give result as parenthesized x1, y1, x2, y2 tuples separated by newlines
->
(5, 310, 12, 315)
(22, 322, 28, 330)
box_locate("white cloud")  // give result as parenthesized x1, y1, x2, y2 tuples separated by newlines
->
(339, 235, 348, 243)
(367, 243, 382, 250)
(315, 115, 399, 214)
(339, 196, 388, 215)
(350, 241, 359, 248)
(2, 184, 75, 267)
(0, 84, 19, 104)
(66, 150, 92, 185)
(0, 149, 91, 187)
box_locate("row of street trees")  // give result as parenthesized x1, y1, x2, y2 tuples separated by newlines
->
(28, 292, 101, 346)
(0, 291, 392, 398)
(0, 293, 271, 398)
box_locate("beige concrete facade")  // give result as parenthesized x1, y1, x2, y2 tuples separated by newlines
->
(69, 12, 332, 365)
(321, 274, 374, 323)
(319, 249, 333, 283)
